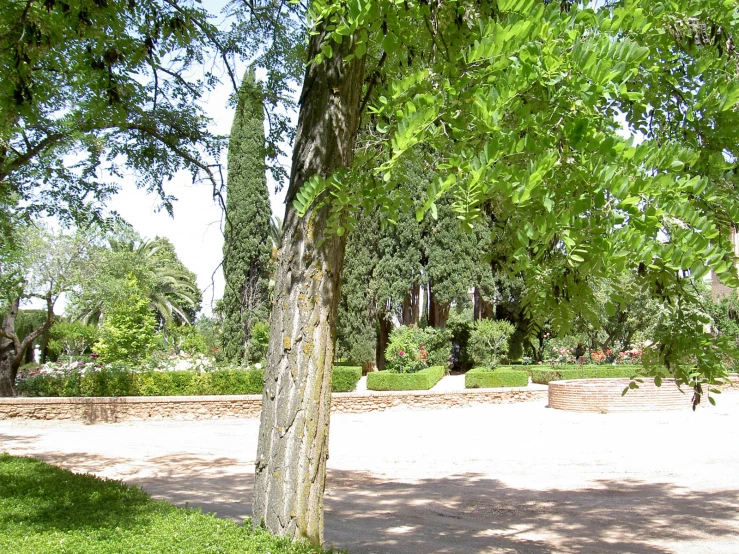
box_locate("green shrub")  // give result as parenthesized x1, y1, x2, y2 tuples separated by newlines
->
(18, 367, 266, 397)
(206, 368, 264, 395)
(529, 365, 652, 384)
(469, 319, 515, 367)
(385, 325, 451, 373)
(47, 321, 99, 359)
(465, 367, 528, 388)
(79, 364, 138, 396)
(332, 366, 362, 392)
(367, 365, 445, 391)
(245, 321, 270, 363)
(18, 365, 364, 397)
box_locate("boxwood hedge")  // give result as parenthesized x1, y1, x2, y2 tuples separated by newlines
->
(366, 365, 446, 391)
(465, 367, 529, 388)
(332, 366, 362, 392)
(529, 365, 648, 385)
(17, 365, 364, 397)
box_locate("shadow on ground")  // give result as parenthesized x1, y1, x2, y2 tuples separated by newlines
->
(324, 470, 739, 554)
(9, 450, 738, 554)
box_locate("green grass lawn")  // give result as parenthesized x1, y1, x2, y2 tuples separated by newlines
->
(0, 453, 339, 553)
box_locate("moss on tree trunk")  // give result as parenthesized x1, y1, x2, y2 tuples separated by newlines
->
(251, 25, 365, 545)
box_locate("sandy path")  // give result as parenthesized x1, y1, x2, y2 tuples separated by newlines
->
(1, 391, 739, 553)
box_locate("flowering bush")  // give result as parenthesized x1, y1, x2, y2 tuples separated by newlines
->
(385, 326, 450, 374)
(551, 346, 576, 365)
(617, 348, 643, 365)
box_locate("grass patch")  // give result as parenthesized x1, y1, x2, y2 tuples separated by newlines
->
(366, 366, 445, 391)
(0, 453, 336, 554)
(332, 366, 362, 392)
(465, 367, 529, 388)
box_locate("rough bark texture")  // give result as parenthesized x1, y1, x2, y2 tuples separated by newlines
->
(0, 295, 53, 397)
(252, 27, 365, 545)
(0, 299, 19, 397)
(432, 296, 450, 329)
(474, 286, 495, 320)
(401, 283, 421, 326)
(376, 313, 391, 371)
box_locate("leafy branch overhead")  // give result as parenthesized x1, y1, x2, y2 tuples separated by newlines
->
(0, 0, 226, 224)
(293, 0, 739, 385)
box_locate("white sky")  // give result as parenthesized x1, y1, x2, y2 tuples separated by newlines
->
(104, 3, 294, 316)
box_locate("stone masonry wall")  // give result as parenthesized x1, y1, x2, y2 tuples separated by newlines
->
(549, 375, 739, 413)
(0, 387, 547, 424)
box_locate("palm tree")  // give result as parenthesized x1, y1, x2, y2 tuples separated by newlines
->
(269, 215, 283, 253)
(73, 237, 201, 327)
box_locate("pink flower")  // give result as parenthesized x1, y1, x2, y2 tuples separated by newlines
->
(399, 350, 405, 356)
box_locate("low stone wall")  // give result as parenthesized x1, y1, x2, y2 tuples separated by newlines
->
(332, 387, 546, 414)
(548, 375, 739, 413)
(0, 387, 547, 424)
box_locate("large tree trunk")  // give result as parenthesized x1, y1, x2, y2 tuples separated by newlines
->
(474, 286, 495, 320)
(432, 298, 451, 329)
(376, 312, 392, 371)
(0, 295, 55, 397)
(0, 297, 21, 396)
(428, 283, 437, 327)
(252, 26, 365, 545)
(401, 283, 421, 326)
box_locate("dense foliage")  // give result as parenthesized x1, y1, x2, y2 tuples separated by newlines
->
(15, 360, 363, 396)
(70, 233, 201, 327)
(366, 365, 446, 391)
(93, 276, 157, 363)
(297, 0, 739, 392)
(221, 70, 272, 364)
(0, 0, 226, 226)
(464, 367, 529, 388)
(384, 325, 451, 373)
(468, 319, 516, 367)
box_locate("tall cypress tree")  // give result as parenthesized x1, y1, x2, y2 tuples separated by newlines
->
(221, 69, 272, 363)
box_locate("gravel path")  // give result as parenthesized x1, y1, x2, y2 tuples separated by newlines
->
(2, 390, 739, 553)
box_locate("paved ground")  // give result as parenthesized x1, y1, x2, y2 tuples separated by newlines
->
(1, 389, 739, 553)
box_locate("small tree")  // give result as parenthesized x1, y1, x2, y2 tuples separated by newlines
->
(0, 225, 90, 396)
(469, 320, 516, 367)
(94, 277, 157, 363)
(47, 322, 98, 361)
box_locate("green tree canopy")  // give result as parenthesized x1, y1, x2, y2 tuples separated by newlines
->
(0, 0, 225, 225)
(70, 231, 200, 327)
(0, 223, 92, 395)
(221, 69, 272, 364)
(298, 0, 739, 385)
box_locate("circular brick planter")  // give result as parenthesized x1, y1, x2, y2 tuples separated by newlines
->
(548, 378, 691, 413)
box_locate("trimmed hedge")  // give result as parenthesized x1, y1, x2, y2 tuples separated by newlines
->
(366, 365, 446, 391)
(465, 367, 529, 388)
(332, 366, 362, 392)
(17, 365, 363, 397)
(529, 365, 648, 385)
(17, 368, 265, 397)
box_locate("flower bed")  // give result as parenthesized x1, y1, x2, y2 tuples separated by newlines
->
(15, 359, 363, 396)
(465, 367, 529, 388)
(366, 365, 446, 391)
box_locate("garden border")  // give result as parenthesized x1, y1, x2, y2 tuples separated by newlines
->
(0, 386, 547, 423)
(548, 375, 739, 413)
